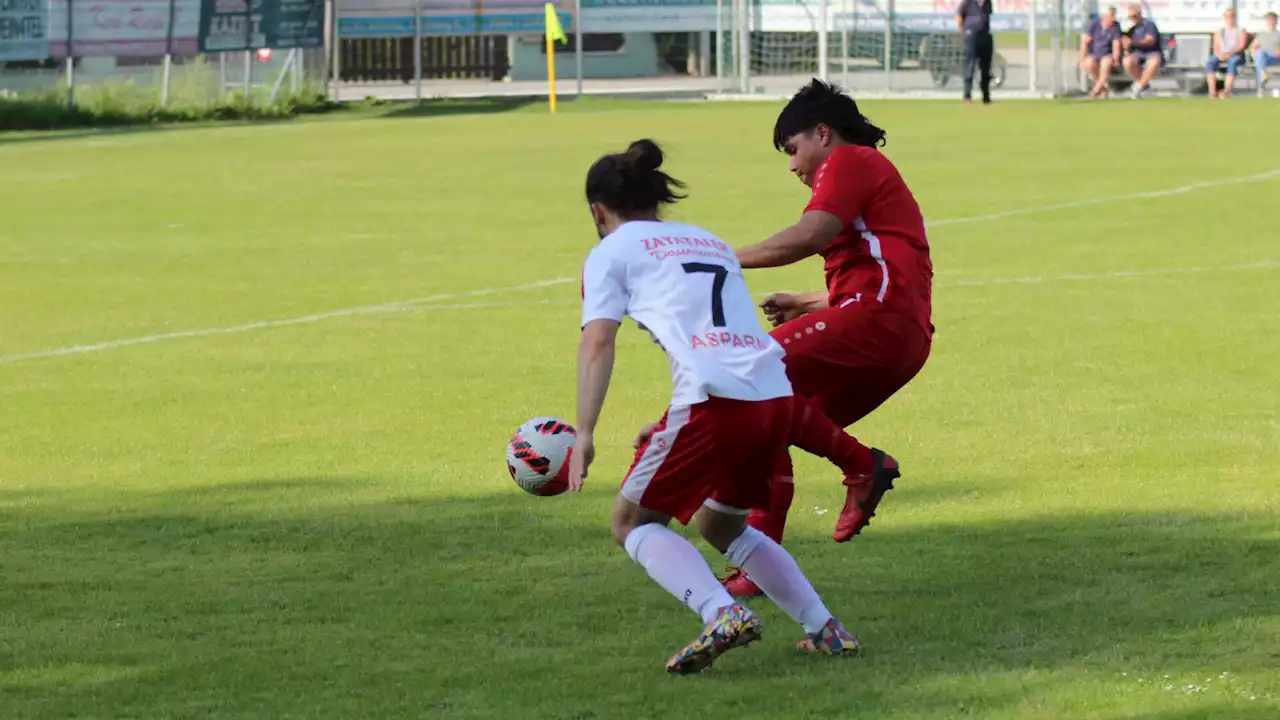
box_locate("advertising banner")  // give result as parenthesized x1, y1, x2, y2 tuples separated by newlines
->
(198, 0, 324, 53)
(0, 0, 49, 61)
(47, 0, 200, 57)
(338, 0, 574, 38)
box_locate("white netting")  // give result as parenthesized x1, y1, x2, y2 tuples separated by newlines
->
(713, 0, 1067, 98)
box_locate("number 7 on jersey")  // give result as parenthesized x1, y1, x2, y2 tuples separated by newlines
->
(681, 262, 728, 328)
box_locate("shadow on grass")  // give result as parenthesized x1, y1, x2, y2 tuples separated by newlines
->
(0, 125, 171, 147)
(374, 96, 560, 120)
(0, 102, 346, 146)
(1, 481, 1275, 718)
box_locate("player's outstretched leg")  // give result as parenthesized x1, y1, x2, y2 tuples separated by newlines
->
(834, 448, 901, 542)
(787, 396, 902, 542)
(741, 395, 902, 543)
(614, 498, 761, 674)
(797, 617, 861, 655)
(700, 509, 860, 658)
(665, 602, 763, 675)
(724, 452, 793, 599)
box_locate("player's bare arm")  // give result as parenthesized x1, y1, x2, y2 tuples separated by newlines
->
(736, 211, 843, 269)
(760, 291, 830, 327)
(570, 318, 620, 491)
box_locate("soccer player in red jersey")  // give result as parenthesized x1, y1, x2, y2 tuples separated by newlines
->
(570, 139, 863, 672)
(723, 80, 934, 598)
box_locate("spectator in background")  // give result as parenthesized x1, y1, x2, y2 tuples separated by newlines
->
(1081, 7, 1123, 98)
(1122, 3, 1162, 99)
(1206, 8, 1249, 98)
(956, 0, 994, 105)
(1252, 12, 1279, 96)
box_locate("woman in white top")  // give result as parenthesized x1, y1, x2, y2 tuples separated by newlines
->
(1206, 8, 1250, 98)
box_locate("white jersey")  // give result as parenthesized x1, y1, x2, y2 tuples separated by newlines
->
(581, 220, 793, 406)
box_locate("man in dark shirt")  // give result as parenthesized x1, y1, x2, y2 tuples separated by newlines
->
(1122, 3, 1162, 98)
(1080, 6, 1123, 98)
(955, 0, 994, 104)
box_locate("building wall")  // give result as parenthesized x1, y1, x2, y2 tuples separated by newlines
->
(508, 33, 661, 81)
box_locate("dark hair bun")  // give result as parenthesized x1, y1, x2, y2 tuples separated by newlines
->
(584, 138, 686, 215)
(625, 139, 664, 172)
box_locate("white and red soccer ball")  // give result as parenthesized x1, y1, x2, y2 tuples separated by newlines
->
(506, 417, 576, 496)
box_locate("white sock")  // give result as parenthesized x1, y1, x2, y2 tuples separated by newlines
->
(726, 526, 832, 634)
(625, 524, 735, 624)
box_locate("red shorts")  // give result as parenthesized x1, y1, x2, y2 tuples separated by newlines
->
(620, 396, 792, 524)
(770, 304, 930, 428)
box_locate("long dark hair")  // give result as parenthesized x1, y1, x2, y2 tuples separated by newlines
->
(772, 79, 887, 150)
(584, 139, 687, 216)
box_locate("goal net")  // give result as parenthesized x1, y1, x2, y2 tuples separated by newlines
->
(713, 0, 1068, 98)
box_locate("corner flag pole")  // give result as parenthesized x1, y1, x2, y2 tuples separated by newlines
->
(544, 3, 566, 114)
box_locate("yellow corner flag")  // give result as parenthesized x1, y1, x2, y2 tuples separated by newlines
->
(544, 3, 566, 114)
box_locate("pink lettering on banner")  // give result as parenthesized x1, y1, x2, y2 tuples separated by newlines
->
(49, 0, 201, 58)
(128, 7, 165, 32)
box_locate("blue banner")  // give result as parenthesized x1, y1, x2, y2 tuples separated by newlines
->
(339, 11, 572, 37)
(0, 0, 49, 61)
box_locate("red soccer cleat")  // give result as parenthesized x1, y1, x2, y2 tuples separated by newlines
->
(832, 449, 901, 542)
(721, 567, 764, 598)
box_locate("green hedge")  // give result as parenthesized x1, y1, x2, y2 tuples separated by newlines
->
(0, 85, 344, 132)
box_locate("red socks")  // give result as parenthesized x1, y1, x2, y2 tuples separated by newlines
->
(745, 398, 874, 545)
(746, 452, 795, 543)
(788, 396, 874, 478)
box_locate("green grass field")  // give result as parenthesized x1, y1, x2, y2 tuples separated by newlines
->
(2, 98, 1278, 719)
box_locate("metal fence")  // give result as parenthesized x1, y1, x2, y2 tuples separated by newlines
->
(711, 0, 1069, 97)
(2, 0, 1266, 106)
(322, 0, 1261, 101)
(0, 52, 326, 108)
(0, 0, 327, 110)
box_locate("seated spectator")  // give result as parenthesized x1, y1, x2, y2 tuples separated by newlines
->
(1206, 8, 1249, 98)
(1081, 7, 1124, 98)
(1252, 12, 1279, 95)
(1122, 3, 1163, 98)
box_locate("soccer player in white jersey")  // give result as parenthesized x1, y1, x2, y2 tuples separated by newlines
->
(567, 139, 860, 674)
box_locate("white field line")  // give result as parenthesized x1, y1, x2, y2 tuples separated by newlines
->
(941, 260, 1280, 287)
(926, 168, 1280, 228)
(3, 168, 1278, 365)
(389, 260, 1280, 313)
(0, 278, 572, 364)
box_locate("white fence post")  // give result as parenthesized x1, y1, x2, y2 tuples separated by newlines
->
(715, 0, 724, 89)
(818, 0, 829, 81)
(65, 0, 75, 111)
(1029, 0, 1038, 93)
(331, 0, 342, 101)
(243, 50, 252, 104)
(413, 0, 422, 102)
(161, 0, 176, 106)
(884, 0, 894, 90)
(575, 0, 584, 95)
(736, 0, 750, 93)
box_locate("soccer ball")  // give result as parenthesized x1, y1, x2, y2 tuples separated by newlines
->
(506, 417, 577, 496)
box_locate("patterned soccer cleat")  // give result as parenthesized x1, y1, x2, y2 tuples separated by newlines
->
(797, 617, 861, 656)
(666, 603, 763, 675)
(832, 449, 901, 542)
(721, 567, 764, 599)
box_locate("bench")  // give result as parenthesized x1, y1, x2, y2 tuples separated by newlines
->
(1175, 32, 1268, 94)
(1080, 32, 1268, 96)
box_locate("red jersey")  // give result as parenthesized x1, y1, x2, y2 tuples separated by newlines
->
(804, 145, 933, 335)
